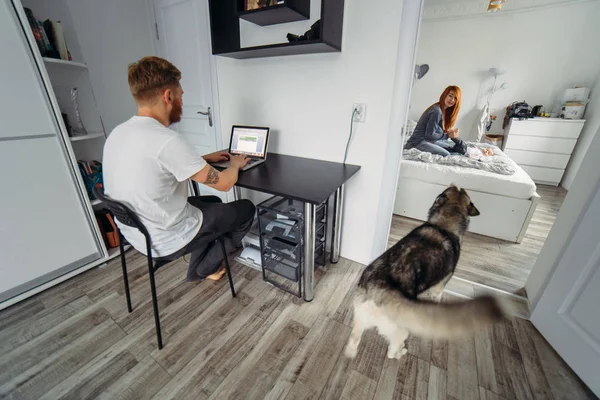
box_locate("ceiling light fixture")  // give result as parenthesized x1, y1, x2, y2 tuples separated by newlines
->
(488, 0, 505, 12)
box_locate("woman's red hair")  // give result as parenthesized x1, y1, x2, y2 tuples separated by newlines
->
(430, 86, 461, 132)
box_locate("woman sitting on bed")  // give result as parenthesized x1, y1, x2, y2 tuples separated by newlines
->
(405, 85, 463, 157)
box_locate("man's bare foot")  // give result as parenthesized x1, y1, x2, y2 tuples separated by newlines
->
(206, 264, 226, 281)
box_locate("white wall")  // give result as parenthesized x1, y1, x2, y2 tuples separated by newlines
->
(562, 72, 600, 190)
(64, 0, 157, 134)
(216, 0, 404, 264)
(409, 1, 600, 142)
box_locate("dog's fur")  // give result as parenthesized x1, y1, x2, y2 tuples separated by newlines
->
(345, 185, 503, 360)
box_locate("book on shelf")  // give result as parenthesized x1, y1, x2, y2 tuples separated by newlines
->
(23, 8, 46, 56)
(22, 6, 71, 61)
(45, 20, 70, 60)
(37, 20, 59, 59)
(77, 160, 103, 201)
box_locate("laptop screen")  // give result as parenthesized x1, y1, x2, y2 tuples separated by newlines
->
(230, 126, 269, 158)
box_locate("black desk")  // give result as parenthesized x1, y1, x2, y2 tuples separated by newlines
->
(234, 153, 360, 301)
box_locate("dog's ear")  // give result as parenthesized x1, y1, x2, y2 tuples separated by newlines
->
(434, 193, 447, 207)
(468, 202, 480, 216)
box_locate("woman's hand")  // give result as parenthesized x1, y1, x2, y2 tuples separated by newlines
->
(447, 127, 459, 139)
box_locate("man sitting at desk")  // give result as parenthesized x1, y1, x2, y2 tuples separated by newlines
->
(103, 56, 255, 281)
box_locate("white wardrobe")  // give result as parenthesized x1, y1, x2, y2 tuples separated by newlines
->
(0, 0, 115, 306)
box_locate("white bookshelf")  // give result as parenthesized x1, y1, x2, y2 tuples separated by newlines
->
(42, 57, 87, 69)
(70, 132, 105, 142)
(108, 245, 131, 261)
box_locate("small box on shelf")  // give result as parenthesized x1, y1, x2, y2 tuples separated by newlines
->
(239, 0, 310, 26)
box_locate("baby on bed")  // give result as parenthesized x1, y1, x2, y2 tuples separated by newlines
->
(468, 146, 494, 158)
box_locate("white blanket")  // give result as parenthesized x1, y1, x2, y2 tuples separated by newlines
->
(403, 142, 517, 175)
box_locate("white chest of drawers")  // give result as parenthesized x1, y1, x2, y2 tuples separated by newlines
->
(503, 118, 585, 186)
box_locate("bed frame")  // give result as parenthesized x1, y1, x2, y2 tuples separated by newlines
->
(393, 178, 540, 243)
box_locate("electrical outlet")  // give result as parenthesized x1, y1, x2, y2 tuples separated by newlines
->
(353, 103, 367, 123)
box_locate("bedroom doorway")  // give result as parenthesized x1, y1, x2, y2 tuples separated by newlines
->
(389, 0, 598, 315)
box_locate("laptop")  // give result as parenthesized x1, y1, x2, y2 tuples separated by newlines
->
(210, 125, 270, 171)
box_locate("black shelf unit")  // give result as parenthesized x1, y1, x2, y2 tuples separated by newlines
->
(239, 1, 310, 26)
(257, 196, 327, 297)
(208, 0, 344, 59)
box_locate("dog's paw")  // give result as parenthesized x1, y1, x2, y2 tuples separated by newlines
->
(344, 344, 358, 359)
(388, 347, 407, 359)
(394, 348, 408, 359)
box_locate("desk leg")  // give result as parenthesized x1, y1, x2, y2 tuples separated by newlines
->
(330, 185, 345, 264)
(304, 202, 316, 302)
(234, 186, 242, 201)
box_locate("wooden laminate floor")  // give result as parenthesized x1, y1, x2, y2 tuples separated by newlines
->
(388, 185, 568, 299)
(0, 247, 595, 400)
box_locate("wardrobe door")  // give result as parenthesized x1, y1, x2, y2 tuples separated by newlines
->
(0, 0, 102, 303)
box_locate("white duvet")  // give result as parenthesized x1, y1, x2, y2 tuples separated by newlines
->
(399, 157, 537, 200)
(403, 143, 516, 175)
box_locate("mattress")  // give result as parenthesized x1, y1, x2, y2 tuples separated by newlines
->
(399, 159, 537, 200)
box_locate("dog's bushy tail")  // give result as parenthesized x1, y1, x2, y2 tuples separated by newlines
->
(358, 288, 504, 339)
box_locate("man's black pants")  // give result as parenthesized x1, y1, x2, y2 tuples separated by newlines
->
(156, 196, 255, 281)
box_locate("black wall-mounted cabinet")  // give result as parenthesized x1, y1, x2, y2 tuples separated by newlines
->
(208, 0, 344, 59)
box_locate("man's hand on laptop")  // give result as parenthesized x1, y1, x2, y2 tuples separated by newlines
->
(203, 150, 230, 163)
(230, 154, 250, 170)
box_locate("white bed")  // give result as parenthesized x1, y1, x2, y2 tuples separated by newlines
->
(394, 159, 539, 243)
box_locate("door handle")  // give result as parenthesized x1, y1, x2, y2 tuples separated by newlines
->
(197, 107, 213, 127)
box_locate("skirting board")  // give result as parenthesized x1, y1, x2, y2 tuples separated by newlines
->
(394, 178, 540, 243)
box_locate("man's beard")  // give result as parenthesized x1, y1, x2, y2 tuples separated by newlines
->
(169, 100, 183, 125)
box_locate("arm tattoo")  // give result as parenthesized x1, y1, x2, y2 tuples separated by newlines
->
(205, 166, 220, 184)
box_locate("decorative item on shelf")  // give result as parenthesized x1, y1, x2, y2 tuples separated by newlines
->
(502, 100, 533, 130)
(561, 102, 586, 119)
(287, 19, 321, 43)
(559, 87, 589, 120)
(70, 87, 88, 136)
(61, 113, 73, 137)
(246, 0, 278, 10)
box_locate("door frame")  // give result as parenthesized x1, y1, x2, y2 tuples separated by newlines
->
(526, 123, 600, 308)
(146, 0, 224, 157)
(375, 0, 598, 311)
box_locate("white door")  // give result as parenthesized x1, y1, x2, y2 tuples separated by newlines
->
(531, 182, 600, 396)
(152, 0, 222, 197)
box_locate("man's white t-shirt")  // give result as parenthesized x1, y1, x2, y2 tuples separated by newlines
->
(103, 116, 207, 257)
